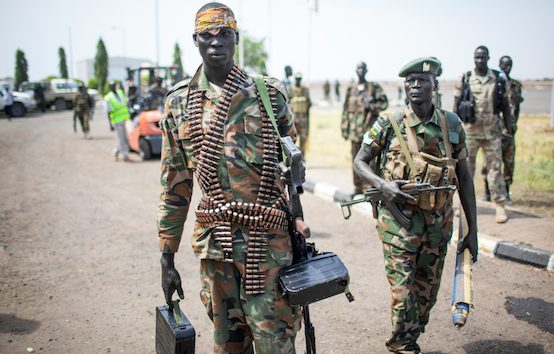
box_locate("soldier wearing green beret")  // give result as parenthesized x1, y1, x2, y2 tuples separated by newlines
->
(354, 57, 478, 353)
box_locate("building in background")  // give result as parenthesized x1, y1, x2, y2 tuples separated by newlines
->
(77, 56, 153, 83)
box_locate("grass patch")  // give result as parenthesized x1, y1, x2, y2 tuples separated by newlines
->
(305, 110, 554, 218)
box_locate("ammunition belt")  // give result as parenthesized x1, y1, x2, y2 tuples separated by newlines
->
(196, 199, 288, 231)
(183, 66, 287, 295)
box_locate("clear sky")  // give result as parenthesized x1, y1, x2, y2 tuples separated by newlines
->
(1, 0, 553, 83)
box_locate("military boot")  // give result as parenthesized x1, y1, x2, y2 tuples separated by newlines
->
(495, 201, 508, 223)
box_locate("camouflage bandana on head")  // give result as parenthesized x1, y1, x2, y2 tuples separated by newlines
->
(195, 7, 237, 34)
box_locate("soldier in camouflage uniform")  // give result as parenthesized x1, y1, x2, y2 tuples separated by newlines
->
(454, 46, 512, 223)
(290, 72, 311, 156)
(342, 61, 388, 194)
(482, 55, 524, 202)
(354, 57, 478, 353)
(158, 3, 304, 353)
(73, 84, 93, 139)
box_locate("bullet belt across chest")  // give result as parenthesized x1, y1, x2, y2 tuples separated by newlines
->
(195, 199, 288, 231)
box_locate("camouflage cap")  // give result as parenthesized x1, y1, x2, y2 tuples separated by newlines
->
(398, 57, 442, 77)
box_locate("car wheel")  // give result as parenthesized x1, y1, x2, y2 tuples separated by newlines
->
(55, 98, 66, 111)
(10, 102, 26, 117)
(66, 101, 73, 110)
(139, 138, 152, 160)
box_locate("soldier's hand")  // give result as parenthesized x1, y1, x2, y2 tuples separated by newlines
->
(295, 218, 311, 238)
(379, 180, 415, 203)
(457, 230, 479, 263)
(161, 253, 184, 307)
(278, 161, 306, 186)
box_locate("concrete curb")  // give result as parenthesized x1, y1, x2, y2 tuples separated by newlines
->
(304, 178, 554, 272)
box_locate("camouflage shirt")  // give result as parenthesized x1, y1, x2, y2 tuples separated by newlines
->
(74, 91, 92, 113)
(363, 106, 467, 172)
(454, 69, 510, 140)
(507, 78, 523, 123)
(157, 65, 296, 257)
(362, 106, 467, 251)
(341, 81, 388, 142)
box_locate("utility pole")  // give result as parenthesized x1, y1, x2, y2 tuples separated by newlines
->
(68, 27, 74, 78)
(239, 0, 244, 68)
(155, 0, 160, 66)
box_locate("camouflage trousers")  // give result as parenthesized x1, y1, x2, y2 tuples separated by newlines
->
(199, 228, 301, 354)
(293, 113, 309, 156)
(481, 134, 515, 186)
(76, 111, 90, 133)
(466, 136, 506, 202)
(377, 206, 452, 353)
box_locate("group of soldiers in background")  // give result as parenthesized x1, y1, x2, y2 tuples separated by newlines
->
(284, 47, 523, 222)
(453, 46, 523, 223)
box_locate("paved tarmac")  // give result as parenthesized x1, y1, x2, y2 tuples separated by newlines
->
(0, 111, 552, 353)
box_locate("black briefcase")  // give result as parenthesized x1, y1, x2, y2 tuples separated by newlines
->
(278, 252, 353, 306)
(155, 301, 196, 354)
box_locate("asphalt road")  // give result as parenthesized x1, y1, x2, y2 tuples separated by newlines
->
(0, 111, 552, 354)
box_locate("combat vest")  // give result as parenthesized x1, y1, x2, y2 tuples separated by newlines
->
(382, 109, 458, 212)
(347, 82, 375, 115)
(105, 91, 130, 124)
(290, 86, 309, 114)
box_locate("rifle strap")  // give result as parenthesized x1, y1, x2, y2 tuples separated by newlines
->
(388, 112, 418, 180)
(254, 75, 286, 162)
(437, 110, 453, 160)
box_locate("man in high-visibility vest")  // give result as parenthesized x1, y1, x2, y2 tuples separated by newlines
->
(105, 81, 131, 161)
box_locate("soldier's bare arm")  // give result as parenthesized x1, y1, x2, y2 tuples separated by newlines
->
(354, 143, 412, 202)
(456, 158, 479, 262)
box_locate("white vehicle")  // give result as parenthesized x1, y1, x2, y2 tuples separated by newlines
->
(0, 86, 36, 117)
(43, 78, 80, 110)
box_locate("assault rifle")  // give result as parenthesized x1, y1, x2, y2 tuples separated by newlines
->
(340, 182, 457, 229)
(279, 136, 316, 354)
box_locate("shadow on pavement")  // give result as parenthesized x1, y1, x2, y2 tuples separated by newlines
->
(0, 313, 41, 334)
(504, 296, 554, 333)
(462, 339, 545, 354)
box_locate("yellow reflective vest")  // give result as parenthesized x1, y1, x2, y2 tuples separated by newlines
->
(105, 90, 130, 124)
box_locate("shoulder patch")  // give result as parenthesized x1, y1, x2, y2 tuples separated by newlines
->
(264, 76, 288, 100)
(369, 115, 391, 139)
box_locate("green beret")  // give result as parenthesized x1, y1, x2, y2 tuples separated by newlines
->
(398, 57, 442, 77)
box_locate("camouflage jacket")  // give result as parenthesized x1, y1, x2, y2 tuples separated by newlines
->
(454, 69, 511, 140)
(74, 91, 92, 113)
(157, 65, 296, 257)
(507, 78, 523, 124)
(341, 81, 388, 142)
(363, 106, 467, 250)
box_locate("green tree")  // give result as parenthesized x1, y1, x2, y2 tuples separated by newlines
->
(14, 49, 29, 90)
(172, 42, 184, 81)
(234, 32, 268, 74)
(87, 77, 98, 89)
(94, 38, 109, 95)
(58, 47, 68, 79)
